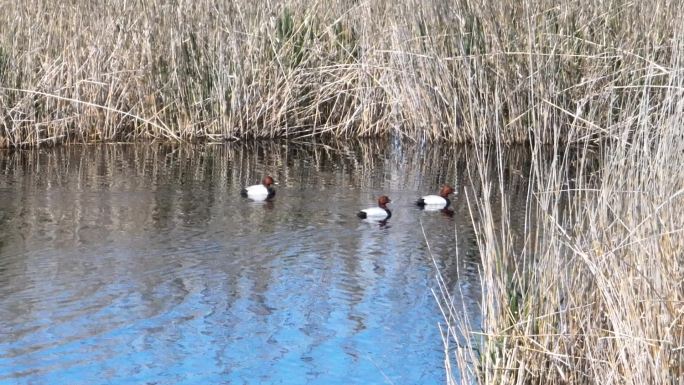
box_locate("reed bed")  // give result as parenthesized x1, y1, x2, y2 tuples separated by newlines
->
(435, 16, 684, 385)
(0, 0, 680, 147)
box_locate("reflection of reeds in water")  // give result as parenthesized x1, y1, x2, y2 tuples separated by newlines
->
(0, 140, 531, 191)
(0, 140, 533, 249)
(0, 1, 680, 147)
(0, 141, 535, 332)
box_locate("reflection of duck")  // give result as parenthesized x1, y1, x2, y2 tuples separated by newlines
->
(416, 185, 455, 210)
(240, 176, 276, 201)
(357, 195, 392, 221)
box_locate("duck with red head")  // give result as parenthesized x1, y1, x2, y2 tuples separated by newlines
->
(416, 184, 455, 210)
(357, 195, 392, 220)
(240, 176, 276, 201)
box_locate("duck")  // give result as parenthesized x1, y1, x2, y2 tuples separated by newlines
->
(240, 176, 276, 201)
(416, 184, 455, 210)
(357, 195, 392, 220)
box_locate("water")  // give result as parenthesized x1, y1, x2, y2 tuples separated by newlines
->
(0, 142, 529, 385)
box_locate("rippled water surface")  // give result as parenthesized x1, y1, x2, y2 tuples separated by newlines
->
(0, 142, 529, 384)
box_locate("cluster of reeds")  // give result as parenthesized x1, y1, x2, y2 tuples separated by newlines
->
(0, 0, 679, 147)
(433, 5, 684, 384)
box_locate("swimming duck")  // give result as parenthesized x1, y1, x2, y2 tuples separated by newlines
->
(357, 195, 392, 220)
(416, 185, 455, 209)
(240, 176, 276, 201)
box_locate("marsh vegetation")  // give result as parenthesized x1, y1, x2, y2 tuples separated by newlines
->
(1, 0, 682, 384)
(0, 0, 679, 146)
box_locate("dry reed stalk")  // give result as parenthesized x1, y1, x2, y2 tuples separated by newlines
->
(436, 15, 684, 384)
(0, 0, 680, 147)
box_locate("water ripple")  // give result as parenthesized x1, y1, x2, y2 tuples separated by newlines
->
(0, 143, 531, 385)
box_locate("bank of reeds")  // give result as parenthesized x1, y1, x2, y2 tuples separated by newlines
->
(435, 16, 684, 385)
(0, 0, 680, 147)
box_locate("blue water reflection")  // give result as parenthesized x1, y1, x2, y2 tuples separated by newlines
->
(0, 143, 499, 385)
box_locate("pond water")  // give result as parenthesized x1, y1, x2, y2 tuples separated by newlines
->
(0, 142, 529, 385)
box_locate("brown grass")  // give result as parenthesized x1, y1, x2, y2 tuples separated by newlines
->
(434, 18, 684, 384)
(0, 0, 680, 147)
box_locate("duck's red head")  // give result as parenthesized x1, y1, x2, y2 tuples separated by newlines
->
(262, 176, 275, 187)
(378, 195, 391, 208)
(439, 185, 455, 198)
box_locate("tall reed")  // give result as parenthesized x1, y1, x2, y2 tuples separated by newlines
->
(436, 10, 684, 384)
(0, 0, 680, 147)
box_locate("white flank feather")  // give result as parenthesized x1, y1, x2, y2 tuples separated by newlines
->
(361, 207, 389, 219)
(421, 195, 447, 207)
(245, 184, 269, 200)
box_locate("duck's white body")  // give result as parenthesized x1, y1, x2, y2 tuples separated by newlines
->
(359, 207, 391, 219)
(242, 184, 275, 201)
(417, 185, 455, 211)
(357, 195, 392, 222)
(418, 194, 450, 209)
